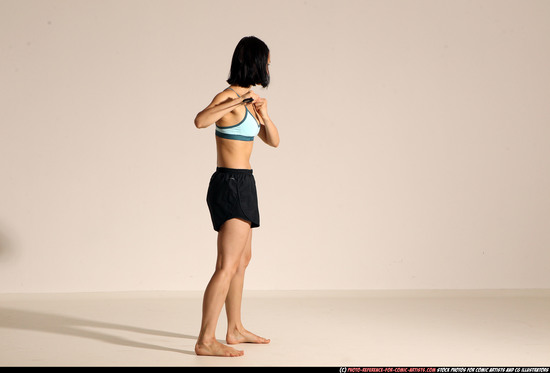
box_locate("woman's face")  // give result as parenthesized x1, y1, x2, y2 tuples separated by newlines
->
(267, 53, 271, 75)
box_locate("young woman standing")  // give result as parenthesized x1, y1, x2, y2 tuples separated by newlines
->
(193, 36, 280, 357)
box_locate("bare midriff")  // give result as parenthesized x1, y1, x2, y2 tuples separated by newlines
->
(215, 135, 254, 169)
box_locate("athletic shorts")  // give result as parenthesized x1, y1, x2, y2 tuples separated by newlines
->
(206, 167, 260, 232)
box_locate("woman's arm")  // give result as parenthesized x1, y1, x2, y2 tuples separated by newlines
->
(258, 115, 280, 148)
(254, 98, 280, 148)
(194, 91, 245, 129)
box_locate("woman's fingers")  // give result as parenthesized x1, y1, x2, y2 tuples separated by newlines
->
(254, 98, 268, 117)
(242, 90, 260, 102)
(255, 97, 267, 107)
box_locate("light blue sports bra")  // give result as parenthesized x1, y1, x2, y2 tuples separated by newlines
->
(215, 87, 261, 141)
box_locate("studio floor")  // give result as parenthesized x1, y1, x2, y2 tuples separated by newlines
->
(0, 289, 549, 367)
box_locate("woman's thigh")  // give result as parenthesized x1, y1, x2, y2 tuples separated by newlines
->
(216, 218, 252, 271)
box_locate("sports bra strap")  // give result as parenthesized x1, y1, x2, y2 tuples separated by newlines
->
(227, 86, 263, 125)
(227, 86, 241, 97)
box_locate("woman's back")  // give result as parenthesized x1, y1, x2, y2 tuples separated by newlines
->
(215, 86, 263, 169)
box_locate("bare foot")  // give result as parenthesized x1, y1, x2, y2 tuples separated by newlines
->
(226, 328, 271, 345)
(195, 339, 244, 357)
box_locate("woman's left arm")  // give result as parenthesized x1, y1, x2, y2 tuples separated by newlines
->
(254, 98, 280, 148)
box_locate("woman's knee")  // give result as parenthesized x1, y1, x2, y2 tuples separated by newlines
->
(240, 250, 252, 270)
(235, 259, 250, 275)
(215, 263, 240, 281)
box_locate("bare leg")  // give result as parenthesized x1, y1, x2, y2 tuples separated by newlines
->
(225, 227, 270, 345)
(195, 218, 251, 357)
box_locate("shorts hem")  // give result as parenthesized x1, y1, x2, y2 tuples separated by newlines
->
(214, 215, 260, 232)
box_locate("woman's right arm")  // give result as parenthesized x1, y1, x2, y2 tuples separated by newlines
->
(194, 91, 244, 129)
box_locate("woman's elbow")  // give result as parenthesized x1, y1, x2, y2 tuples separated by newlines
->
(194, 114, 204, 129)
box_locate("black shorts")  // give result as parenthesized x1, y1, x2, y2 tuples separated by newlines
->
(206, 167, 260, 232)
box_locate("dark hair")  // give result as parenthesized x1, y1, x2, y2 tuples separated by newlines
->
(227, 36, 270, 88)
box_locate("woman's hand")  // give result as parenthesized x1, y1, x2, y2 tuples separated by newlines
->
(242, 90, 268, 119)
(253, 97, 268, 118)
(241, 90, 260, 103)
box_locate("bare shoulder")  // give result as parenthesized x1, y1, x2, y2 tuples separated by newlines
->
(207, 88, 236, 108)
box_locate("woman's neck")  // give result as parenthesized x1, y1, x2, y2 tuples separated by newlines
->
(230, 85, 252, 95)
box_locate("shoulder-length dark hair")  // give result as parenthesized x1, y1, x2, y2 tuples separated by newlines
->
(227, 36, 270, 88)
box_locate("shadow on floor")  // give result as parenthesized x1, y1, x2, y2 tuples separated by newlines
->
(0, 307, 197, 356)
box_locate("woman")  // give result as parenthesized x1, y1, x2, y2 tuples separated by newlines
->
(193, 36, 280, 357)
